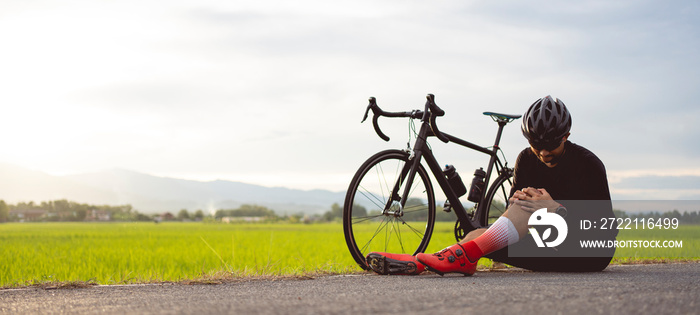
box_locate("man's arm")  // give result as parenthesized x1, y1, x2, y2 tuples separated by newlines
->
(584, 157, 612, 201)
(509, 149, 531, 198)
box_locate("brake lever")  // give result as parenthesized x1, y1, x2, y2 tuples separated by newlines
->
(426, 94, 449, 143)
(361, 97, 376, 123)
(361, 96, 390, 141)
(427, 94, 445, 116)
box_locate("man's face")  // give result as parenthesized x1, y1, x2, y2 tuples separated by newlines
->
(529, 134, 569, 168)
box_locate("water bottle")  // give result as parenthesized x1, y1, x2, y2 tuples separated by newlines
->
(443, 165, 467, 197)
(467, 168, 486, 203)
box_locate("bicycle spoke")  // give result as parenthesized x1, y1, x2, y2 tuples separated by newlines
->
(351, 213, 386, 224)
(357, 184, 386, 210)
(395, 219, 406, 253)
(360, 216, 391, 254)
(378, 160, 405, 210)
(402, 204, 429, 212)
(401, 210, 428, 217)
(393, 158, 404, 196)
(385, 217, 392, 252)
(408, 176, 423, 200)
(375, 163, 387, 204)
(391, 160, 410, 209)
(397, 217, 425, 240)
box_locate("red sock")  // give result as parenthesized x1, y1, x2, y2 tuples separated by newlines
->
(460, 240, 484, 262)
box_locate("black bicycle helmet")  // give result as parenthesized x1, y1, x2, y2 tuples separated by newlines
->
(521, 95, 572, 148)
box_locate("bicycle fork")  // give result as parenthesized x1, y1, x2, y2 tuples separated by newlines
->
(382, 149, 423, 217)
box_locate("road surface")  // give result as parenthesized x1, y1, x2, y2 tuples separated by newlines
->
(1, 263, 698, 314)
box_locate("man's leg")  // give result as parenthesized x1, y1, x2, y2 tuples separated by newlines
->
(461, 228, 486, 242)
(416, 203, 534, 275)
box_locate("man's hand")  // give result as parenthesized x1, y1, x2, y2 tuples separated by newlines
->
(511, 187, 560, 213)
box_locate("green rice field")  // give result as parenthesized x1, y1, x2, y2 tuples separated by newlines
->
(1, 222, 698, 288)
(613, 225, 700, 262)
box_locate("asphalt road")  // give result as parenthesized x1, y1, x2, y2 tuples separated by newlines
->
(1, 263, 698, 314)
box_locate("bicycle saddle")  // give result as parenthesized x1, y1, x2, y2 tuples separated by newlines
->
(483, 112, 522, 122)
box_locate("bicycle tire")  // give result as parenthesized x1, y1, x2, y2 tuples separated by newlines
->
(477, 174, 513, 227)
(343, 150, 436, 270)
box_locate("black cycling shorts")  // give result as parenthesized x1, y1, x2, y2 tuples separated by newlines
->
(485, 246, 613, 272)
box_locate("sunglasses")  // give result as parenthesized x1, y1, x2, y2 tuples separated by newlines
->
(529, 138, 564, 151)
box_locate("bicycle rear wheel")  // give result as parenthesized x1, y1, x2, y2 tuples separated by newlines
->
(478, 174, 513, 227)
(343, 150, 436, 270)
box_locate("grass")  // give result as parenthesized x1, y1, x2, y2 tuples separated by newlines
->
(1, 222, 697, 288)
(0, 222, 357, 288)
(612, 224, 700, 263)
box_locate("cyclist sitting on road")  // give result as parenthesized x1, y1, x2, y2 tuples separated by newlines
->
(366, 95, 615, 275)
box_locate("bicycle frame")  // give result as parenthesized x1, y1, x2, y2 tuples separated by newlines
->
(402, 116, 509, 232)
(365, 94, 515, 234)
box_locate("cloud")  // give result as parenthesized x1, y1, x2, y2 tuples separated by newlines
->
(612, 200, 700, 213)
(0, 0, 698, 195)
(607, 169, 700, 200)
(613, 175, 700, 190)
(608, 169, 700, 183)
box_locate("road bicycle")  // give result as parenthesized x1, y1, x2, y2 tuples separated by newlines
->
(343, 94, 522, 270)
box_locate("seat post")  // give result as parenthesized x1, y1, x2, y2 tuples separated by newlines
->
(493, 121, 507, 149)
(482, 111, 521, 148)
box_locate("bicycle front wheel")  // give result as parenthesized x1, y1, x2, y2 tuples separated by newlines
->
(343, 150, 436, 270)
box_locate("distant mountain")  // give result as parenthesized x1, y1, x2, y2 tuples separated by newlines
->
(0, 163, 119, 205)
(0, 164, 346, 215)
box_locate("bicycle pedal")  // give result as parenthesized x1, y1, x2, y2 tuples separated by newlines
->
(443, 201, 452, 213)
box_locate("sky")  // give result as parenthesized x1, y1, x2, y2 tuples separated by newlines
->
(1, 0, 699, 200)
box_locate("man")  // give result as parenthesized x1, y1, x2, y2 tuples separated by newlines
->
(366, 95, 615, 275)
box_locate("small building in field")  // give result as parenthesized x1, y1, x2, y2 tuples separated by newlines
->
(9, 209, 47, 222)
(154, 212, 175, 223)
(221, 216, 264, 223)
(85, 210, 112, 221)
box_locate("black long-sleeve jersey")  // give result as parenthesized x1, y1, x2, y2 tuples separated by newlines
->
(510, 141, 612, 202)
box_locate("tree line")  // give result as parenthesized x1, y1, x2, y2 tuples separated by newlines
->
(0, 199, 346, 224)
(1, 199, 152, 222)
(2, 198, 698, 225)
(0, 198, 503, 224)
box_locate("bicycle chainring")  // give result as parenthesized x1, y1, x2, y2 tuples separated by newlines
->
(454, 220, 468, 242)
